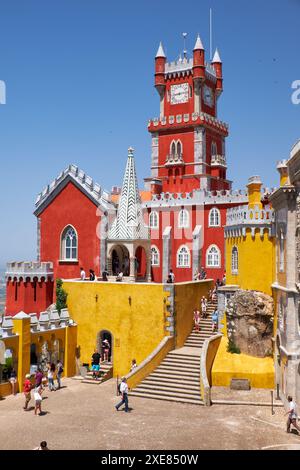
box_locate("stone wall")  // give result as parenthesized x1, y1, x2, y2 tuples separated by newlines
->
(226, 290, 274, 357)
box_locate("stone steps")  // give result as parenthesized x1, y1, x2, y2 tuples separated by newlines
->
(129, 299, 217, 405)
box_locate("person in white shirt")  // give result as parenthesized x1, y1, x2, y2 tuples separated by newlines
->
(116, 271, 123, 282)
(286, 395, 300, 434)
(115, 377, 129, 412)
(80, 267, 86, 280)
(169, 269, 175, 283)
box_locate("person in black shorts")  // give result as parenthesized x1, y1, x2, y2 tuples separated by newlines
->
(91, 349, 101, 380)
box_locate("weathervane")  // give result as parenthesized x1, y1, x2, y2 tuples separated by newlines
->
(182, 32, 187, 59)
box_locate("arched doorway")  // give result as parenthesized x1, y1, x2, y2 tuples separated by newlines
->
(97, 330, 113, 364)
(135, 246, 147, 279)
(30, 344, 38, 366)
(111, 245, 130, 276)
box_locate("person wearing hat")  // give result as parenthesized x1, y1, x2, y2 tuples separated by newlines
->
(23, 374, 32, 410)
(102, 339, 110, 362)
(115, 377, 129, 412)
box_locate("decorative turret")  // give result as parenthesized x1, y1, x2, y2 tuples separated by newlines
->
(155, 42, 166, 98)
(212, 48, 223, 96)
(192, 34, 205, 82)
(247, 176, 263, 209)
(276, 160, 289, 187)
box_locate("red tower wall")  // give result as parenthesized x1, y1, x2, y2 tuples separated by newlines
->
(5, 279, 54, 316)
(39, 182, 101, 280)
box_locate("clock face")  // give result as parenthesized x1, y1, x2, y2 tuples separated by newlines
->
(203, 85, 214, 107)
(170, 83, 189, 105)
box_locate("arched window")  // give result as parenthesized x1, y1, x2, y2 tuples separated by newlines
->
(231, 246, 238, 274)
(177, 245, 190, 268)
(149, 211, 159, 229)
(211, 142, 217, 159)
(171, 141, 176, 158)
(61, 226, 78, 261)
(209, 207, 220, 227)
(151, 246, 160, 266)
(178, 209, 189, 229)
(177, 141, 182, 157)
(206, 245, 220, 268)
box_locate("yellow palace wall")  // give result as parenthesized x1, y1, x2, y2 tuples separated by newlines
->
(64, 281, 171, 378)
(226, 229, 275, 295)
(63, 280, 212, 378)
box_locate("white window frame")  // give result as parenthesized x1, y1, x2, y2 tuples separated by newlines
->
(151, 246, 160, 266)
(231, 246, 238, 274)
(206, 244, 221, 268)
(177, 245, 191, 268)
(209, 207, 221, 227)
(61, 225, 78, 261)
(149, 211, 159, 229)
(178, 209, 190, 229)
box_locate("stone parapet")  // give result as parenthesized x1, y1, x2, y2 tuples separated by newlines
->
(148, 111, 228, 135)
(6, 261, 54, 282)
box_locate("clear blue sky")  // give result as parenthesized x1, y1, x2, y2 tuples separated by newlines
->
(0, 0, 299, 265)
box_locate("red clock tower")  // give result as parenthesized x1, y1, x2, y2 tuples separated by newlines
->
(145, 36, 230, 194)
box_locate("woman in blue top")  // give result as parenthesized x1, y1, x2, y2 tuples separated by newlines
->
(212, 309, 218, 333)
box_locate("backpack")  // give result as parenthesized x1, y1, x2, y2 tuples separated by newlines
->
(118, 383, 122, 394)
(58, 365, 64, 374)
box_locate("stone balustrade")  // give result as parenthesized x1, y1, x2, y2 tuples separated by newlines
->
(226, 205, 274, 227)
(211, 154, 227, 167)
(6, 261, 54, 282)
(165, 153, 184, 166)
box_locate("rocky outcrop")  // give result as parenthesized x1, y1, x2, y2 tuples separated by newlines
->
(226, 290, 274, 357)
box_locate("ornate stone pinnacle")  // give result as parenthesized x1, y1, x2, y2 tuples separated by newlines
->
(128, 147, 134, 157)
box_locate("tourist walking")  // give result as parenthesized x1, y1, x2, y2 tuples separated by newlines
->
(34, 441, 50, 450)
(35, 368, 44, 388)
(56, 360, 64, 389)
(47, 363, 56, 391)
(34, 384, 44, 416)
(286, 396, 300, 434)
(169, 269, 175, 283)
(130, 359, 137, 372)
(201, 296, 207, 318)
(80, 267, 86, 280)
(115, 377, 129, 412)
(103, 339, 110, 362)
(193, 308, 201, 333)
(23, 374, 32, 410)
(211, 308, 219, 332)
(9, 368, 17, 395)
(102, 267, 109, 281)
(91, 349, 101, 379)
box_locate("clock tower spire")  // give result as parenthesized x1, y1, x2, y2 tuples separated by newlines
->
(145, 35, 230, 194)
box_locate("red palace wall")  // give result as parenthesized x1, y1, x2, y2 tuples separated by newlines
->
(5, 279, 54, 316)
(39, 182, 101, 280)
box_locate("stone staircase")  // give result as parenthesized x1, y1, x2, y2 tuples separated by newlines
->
(81, 362, 113, 385)
(129, 299, 217, 405)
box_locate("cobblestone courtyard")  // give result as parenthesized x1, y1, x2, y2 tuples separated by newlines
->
(0, 378, 299, 450)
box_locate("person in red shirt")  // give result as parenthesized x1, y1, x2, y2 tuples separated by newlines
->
(23, 374, 32, 410)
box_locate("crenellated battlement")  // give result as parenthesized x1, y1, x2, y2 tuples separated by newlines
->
(225, 205, 274, 239)
(35, 164, 112, 213)
(144, 188, 248, 208)
(6, 261, 54, 282)
(148, 112, 228, 134)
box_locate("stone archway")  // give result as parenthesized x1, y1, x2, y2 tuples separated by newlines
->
(109, 245, 130, 276)
(135, 246, 147, 279)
